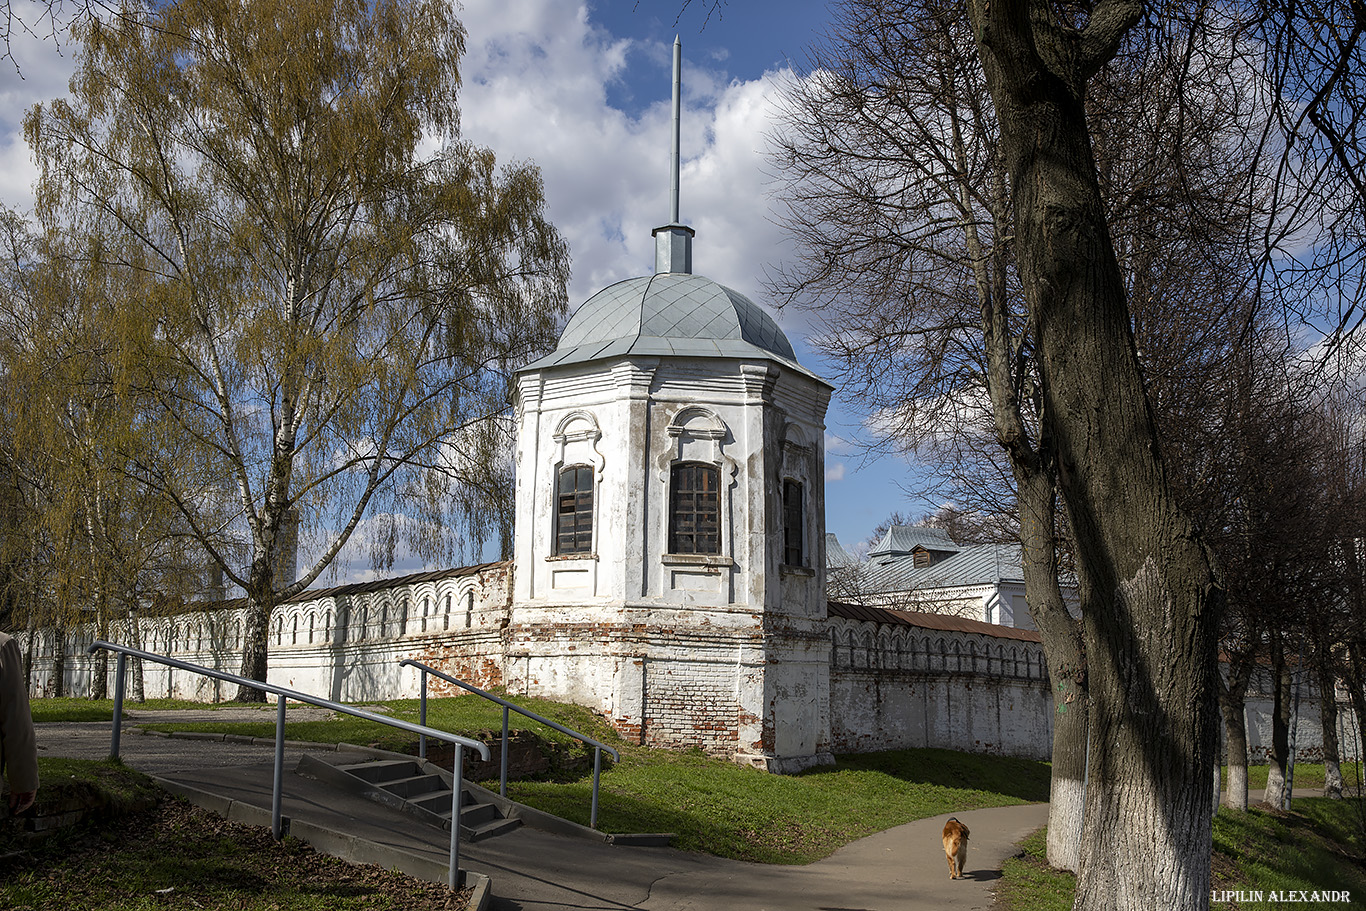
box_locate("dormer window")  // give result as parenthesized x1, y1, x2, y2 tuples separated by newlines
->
(555, 465, 594, 555)
(669, 462, 721, 555)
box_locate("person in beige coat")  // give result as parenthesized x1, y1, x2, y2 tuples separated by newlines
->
(0, 631, 38, 814)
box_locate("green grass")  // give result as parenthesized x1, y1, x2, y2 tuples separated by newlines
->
(0, 760, 469, 910)
(996, 828, 1075, 911)
(510, 746, 1050, 864)
(5, 757, 163, 834)
(1222, 762, 1364, 792)
(994, 801, 1366, 911)
(134, 693, 618, 757)
(28, 697, 229, 724)
(1211, 799, 1366, 909)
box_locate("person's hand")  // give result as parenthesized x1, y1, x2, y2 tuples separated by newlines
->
(8, 790, 35, 814)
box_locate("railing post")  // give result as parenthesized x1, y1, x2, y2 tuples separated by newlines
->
(418, 670, 428, 761)
(272, 694, 286, 840)
(448, 744, 464, 889)
(500, 705, 510, 798)
(109, 652, 127, 760)
(591, 746, 602, 829)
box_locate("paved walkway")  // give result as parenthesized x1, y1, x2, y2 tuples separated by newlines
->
(39, 717, 1048, 910)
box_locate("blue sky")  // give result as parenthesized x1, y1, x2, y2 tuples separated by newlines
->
(0, 0, 939, 575)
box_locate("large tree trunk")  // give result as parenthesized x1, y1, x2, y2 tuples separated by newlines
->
(1344, 642, 1366, 795)
(91, 608, 109, 699)
(1015, 465, 1088, 872)
(966, 2, 1223, 907)
(1318, 657, 1343, 799)
(1042, 630, 1088, 872)
(127, 606, 146, 703)
(235, 547, 277, 702)
(1264, 635, 1291, 810)
(51, 624, 67, 697)
(236, 596, 271, 702)
(1219, 655, 1253, 811)
(235, 481, 292, 702)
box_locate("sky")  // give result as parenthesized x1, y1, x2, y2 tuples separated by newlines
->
(0, 0, 940, 577)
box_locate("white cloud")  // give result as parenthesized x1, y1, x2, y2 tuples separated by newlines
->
(1, 2, 85, 216)
(2, 1, 803, 323)
(824, 431, 853, 455)
(825, 462, 846, 483)
(455, 1, 797, 319)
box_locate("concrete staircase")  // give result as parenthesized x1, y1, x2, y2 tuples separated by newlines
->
(298, 754, 521, 842)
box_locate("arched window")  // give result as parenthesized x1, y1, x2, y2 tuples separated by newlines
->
(555, 465, 594, 554)
(669, 462, 721, 555)
(464, 591, 474, 628)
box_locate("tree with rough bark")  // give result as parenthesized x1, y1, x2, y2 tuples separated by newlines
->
(773, 0, 1272, 881)
(965, 0, 1225, 900)
(24, 0, 570, 699)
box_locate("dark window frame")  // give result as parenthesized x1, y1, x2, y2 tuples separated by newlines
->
(555, 464, 595, 555)
(669, 462, 722, 555)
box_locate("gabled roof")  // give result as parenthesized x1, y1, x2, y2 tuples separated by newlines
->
(826, 533, 858, 569)
(867, 525, 962, 561)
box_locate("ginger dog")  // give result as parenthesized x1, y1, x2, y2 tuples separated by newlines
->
(942, 816, 969, 880)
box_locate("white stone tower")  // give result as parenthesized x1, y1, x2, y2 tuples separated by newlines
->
(507, 39, 833, 771)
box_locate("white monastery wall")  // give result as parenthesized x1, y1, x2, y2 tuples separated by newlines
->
(27, 560, 1359, 771)
(27, 564, 515, 703)
(828, 614, 1054, 759)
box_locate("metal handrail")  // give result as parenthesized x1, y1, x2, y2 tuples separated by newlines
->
(398, 659, 620, 828)
(88, 641, 489, 889)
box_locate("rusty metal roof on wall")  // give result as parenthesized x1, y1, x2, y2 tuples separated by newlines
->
(276, 561, 510, 605)
(185, 561, 511, 615)
(828, 599, 1043, 643)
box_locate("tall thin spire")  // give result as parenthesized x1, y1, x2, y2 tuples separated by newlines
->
(653, 35, 694, 274)
(669, 34, 681, 225)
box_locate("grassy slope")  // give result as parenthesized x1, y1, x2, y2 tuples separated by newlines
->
(511, 747, 1050, 864)
(995, 800, 1366, 911)
(48, 694, 613, 754)
(1222, 762, 1364, 792)
(1, 760, 470, 911)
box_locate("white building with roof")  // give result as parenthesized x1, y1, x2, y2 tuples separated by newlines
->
(505, 201, 833, 772)
(830, 525, 1077, 630)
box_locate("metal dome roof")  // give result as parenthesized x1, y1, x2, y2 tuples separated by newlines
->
(520, 272, 815, 375)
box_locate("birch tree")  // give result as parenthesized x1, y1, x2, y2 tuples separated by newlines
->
(24, 0, 570, 698)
